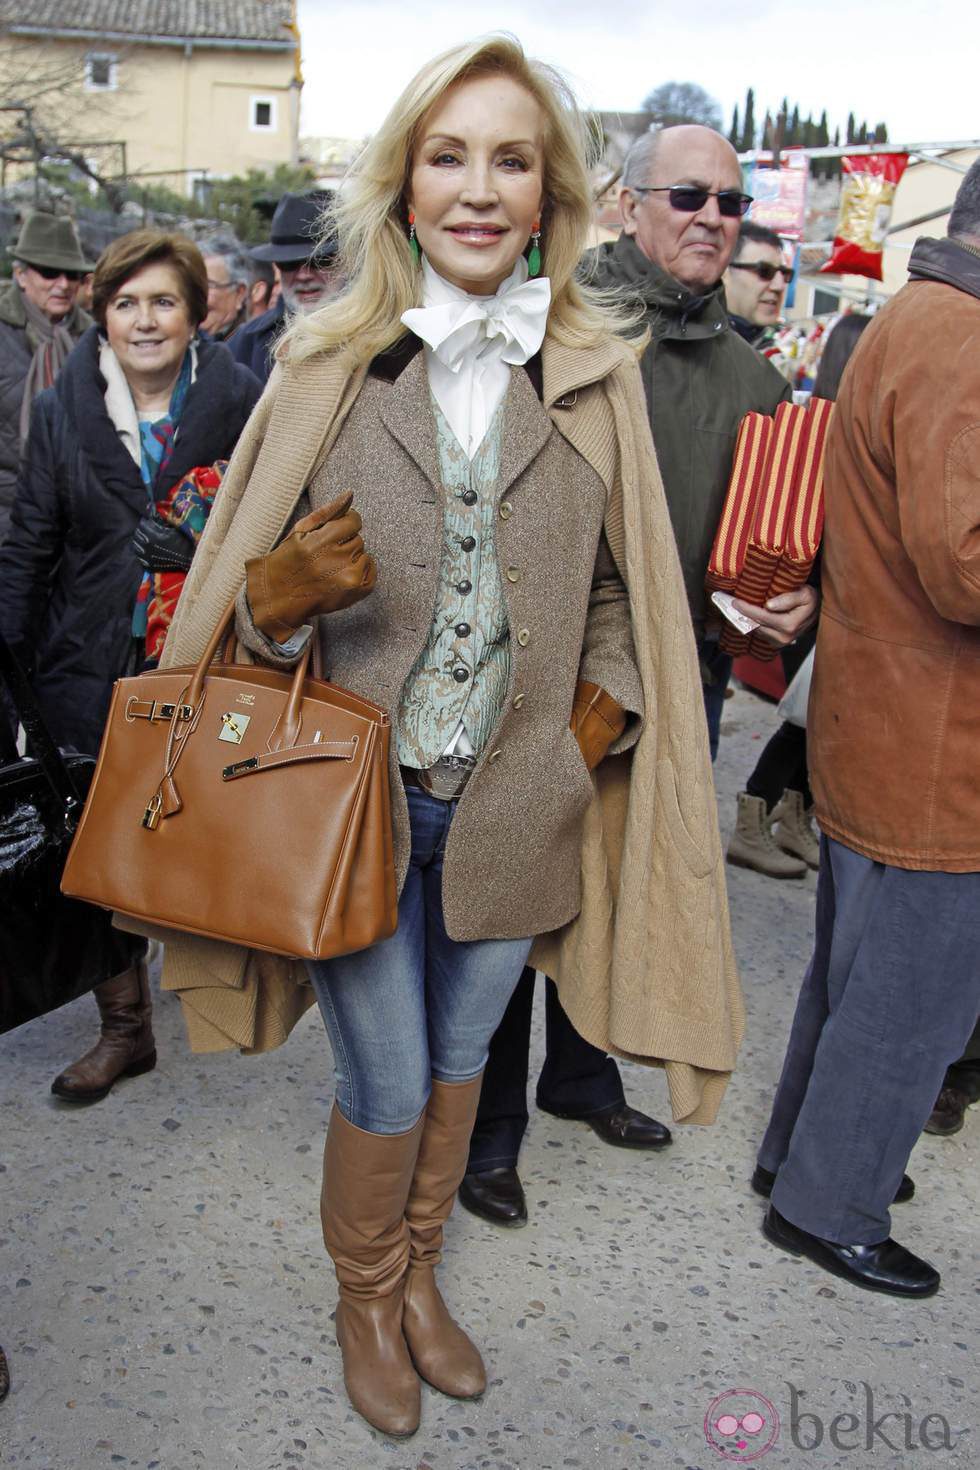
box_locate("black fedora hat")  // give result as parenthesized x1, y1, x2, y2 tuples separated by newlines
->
(250, 190, 338, 265)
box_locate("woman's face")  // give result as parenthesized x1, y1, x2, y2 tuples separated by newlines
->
(104, 262, 195, 388)
(407, 73, 545, 296)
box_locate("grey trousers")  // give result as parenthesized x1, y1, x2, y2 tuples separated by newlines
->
(758, 835, 980, 1244)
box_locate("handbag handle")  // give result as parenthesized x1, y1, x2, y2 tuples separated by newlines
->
(185, 598, 312, 752)
(0, 627, 86, 821)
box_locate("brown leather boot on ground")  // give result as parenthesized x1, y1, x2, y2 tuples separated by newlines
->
(320, 1106, 424, 1438)
(727, 792, 808, 879)
(51, 962, 156, 1103)
(403, 1076, 487, 1399)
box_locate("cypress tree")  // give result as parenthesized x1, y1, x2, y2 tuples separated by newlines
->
(742, 87, 756, 150)
(729, 103, 740, 147)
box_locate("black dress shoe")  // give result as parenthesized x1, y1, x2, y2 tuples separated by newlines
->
(458, 1167, 528, 1227)
(762, 1205, 940, 1298)
(539, 1101, 672, 1149)
(923, 1085, 971, 1136)
(751, 1164, 915, 1204)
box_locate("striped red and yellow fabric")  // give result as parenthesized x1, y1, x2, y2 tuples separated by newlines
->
(707, 398, 834, 661)
(707, 412, 772, 588)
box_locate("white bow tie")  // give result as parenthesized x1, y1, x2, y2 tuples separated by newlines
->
(402, 260, 551, 373)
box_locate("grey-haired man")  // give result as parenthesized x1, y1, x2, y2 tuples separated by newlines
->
(200, 232, 251, 341)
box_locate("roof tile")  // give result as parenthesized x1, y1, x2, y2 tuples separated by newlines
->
(2, 1, 294, 44)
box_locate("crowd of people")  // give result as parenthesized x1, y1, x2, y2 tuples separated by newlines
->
(1, 33, 977, 1438)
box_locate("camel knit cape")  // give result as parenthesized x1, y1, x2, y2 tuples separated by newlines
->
(145, 332, 743, 1125)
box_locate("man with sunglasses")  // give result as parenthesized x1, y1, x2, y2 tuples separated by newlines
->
(724, 221, 793, 350)
(591, 126, 814, 742)
(460, 128, 816, 1231)
(0, 211, 92, 539)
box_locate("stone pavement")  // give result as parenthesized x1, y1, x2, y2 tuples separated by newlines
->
(1, 685, 976, 1470)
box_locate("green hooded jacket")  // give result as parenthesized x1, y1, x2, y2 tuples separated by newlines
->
(587, 234, 791, 636)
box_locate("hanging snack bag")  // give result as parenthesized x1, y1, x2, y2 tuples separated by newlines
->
(820, 152, 909, 280)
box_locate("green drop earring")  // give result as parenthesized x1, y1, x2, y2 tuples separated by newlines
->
(527, 220, 542, 278)
(408, 211, 421, 266)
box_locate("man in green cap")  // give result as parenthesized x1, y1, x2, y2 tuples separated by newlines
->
(0, 211, 92, 538)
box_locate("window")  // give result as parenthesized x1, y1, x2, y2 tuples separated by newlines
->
(250, 96, 277, 132)
(85, 53, 117, 91)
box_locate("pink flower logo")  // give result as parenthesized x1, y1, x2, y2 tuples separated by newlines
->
(704, 1389, 780, 1461)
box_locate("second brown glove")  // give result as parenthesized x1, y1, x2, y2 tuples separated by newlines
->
(245, 491, 376, 642)
(569, 679, 627, 771)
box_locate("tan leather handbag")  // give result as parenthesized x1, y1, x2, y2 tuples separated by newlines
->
(62, 600, 397, 961)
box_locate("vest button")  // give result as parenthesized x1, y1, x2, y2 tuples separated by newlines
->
(499, 501, 513, 520)
(513, 693, 526, 708)
(456, 579, 472, 594)
(455, 622, 471, 637)
(506, 565, 520, 583)
(453, 667, 469, 683)
(461, 489, 478, 506)
(516, 628, 530, 647)
(461, 535, 476, 553)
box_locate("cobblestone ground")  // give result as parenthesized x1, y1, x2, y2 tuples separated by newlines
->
(1, 685, 977, 1470)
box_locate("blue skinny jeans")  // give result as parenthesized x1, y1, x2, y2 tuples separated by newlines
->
(307, 782, 532, 1134)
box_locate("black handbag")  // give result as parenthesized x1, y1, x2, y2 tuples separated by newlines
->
(0, 629, 118, 1035)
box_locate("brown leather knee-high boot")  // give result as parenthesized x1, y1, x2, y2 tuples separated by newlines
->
(402, 1075, 487, 1398)
(320, 1105, 425, 1437)
(51, 962, 156, 1103)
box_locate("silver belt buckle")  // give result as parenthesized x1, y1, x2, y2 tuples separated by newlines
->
(416, 754, 476, 801)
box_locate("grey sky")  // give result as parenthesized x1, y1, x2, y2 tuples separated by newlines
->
(297, 0, 978, 149)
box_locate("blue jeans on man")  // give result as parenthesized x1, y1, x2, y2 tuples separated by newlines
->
(698, 637, 732, 763)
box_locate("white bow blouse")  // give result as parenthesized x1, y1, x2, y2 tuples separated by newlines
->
(401, 256, 552, 460)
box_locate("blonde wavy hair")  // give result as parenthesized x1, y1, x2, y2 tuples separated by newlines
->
(282, 34, 635, 365)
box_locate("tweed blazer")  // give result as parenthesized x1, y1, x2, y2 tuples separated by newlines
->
(145, 330, 743, 1124)
(234, 340, 642, 939)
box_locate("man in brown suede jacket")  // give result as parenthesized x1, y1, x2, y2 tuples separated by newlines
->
(754, 160, 980, 1300)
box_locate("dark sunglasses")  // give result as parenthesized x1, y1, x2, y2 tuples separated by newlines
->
(633, 185, 753, 218)
(28, 263, 84, 282)
(729, 260, 794, 284)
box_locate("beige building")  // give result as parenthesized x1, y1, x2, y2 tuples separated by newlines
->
(1, 0, 301, 194)
(879, 146, 979, 294)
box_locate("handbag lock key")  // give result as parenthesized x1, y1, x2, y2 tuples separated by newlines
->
(142, 793, 162, 830)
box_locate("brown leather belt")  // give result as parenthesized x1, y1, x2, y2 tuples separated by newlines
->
(400, 754, 477, 802)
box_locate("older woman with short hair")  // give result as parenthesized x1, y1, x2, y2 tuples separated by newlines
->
(0, 229, 262, 1104)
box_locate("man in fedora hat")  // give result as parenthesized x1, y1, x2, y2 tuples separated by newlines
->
(230, 190, 342, 383)
(0, 210, 93, 538)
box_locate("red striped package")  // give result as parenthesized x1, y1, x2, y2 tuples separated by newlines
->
(707, 412, 772, 589)
(706, 399, 834, 661)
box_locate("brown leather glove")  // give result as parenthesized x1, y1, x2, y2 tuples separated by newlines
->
(570, 679, 627, 771)
(245, 491, 376, 642)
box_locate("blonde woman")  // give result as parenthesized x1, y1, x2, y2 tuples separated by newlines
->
(158, 36, 741, 1438)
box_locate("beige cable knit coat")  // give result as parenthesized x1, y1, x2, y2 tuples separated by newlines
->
(141, 332, 743, 1124)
